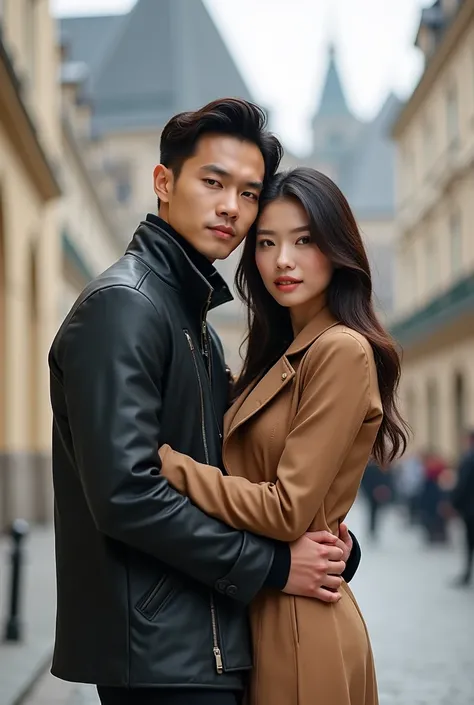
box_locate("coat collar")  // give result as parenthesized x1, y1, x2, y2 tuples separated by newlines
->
(225, 302, 339, 438)
(286, 300, 339, 356)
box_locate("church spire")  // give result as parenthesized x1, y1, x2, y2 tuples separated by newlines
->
(316, 43, 351, 118)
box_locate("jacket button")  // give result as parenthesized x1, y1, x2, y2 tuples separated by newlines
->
(226, 585, 238, 597)
(216, 579, 228, 593)
(281, 372, 287, 380)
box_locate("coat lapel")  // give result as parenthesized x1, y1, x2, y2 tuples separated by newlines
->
(226, 357, 295, 437)
(225, 304, 340, 440)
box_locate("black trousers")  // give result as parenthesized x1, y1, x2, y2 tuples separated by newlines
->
(97, 686, 241, 705)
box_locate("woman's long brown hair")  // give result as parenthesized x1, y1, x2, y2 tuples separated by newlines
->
(235, 167, 408, 465)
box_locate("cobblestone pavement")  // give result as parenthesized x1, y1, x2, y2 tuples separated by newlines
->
(20, 502, 474, 704)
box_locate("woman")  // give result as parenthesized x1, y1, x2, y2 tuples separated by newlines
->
(159, 168, 408, 705)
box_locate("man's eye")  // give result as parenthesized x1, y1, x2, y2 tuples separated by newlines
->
(204, 179, 220, 187)
(243, 191, 259, 201)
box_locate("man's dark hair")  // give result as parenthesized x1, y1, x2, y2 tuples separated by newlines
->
(159, 98, 283, 185)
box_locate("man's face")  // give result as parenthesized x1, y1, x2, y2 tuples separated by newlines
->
(154, 134, 265, 261)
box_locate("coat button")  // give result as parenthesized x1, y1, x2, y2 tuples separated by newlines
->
(226, 585, 238, 597)
(281, 372, 287, 380)
(216, 579, 229, 593)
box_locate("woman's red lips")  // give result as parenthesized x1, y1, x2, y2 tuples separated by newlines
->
(274, 277, 302, 284)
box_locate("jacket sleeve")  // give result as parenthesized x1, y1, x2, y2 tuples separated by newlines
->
(58, 285, 274, 604)
(159, 331, 375, 543)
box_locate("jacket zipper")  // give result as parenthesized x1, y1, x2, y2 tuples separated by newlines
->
(183, 330, 210, 464)
(183, 328, 223, 674)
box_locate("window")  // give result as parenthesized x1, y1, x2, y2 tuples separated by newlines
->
(402, 146, 415, 196)
(446, 84, 459, 147)
(116, 177, 131, 204)
(450, 212, 462, 276)
(423, 117, 434, 172)
(405, 248, 418, 305)
(425, 235, 439, 291)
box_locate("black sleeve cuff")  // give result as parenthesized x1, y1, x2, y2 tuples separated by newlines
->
(342, 531, 361, 583)
(264, 541, 291, 590)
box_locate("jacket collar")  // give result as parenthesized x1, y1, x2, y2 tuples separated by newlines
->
(126, 216, 233, 315)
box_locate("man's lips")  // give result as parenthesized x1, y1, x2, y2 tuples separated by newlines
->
(209, 225, 235, 239)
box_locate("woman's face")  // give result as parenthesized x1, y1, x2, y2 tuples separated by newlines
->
(255, 197, 333, 320)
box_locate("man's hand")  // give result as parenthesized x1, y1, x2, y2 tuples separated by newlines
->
(283, 531, 346, 603)
(338, 522, 353, 564)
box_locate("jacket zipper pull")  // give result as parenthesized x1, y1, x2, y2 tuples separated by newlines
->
(213, 646, 223, 674)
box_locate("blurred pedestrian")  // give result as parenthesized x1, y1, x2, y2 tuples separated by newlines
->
(451, 429, 474, 587)
(395, 451, 424, 525)
(360, 459, 393, 540)
(418, 450, 449, 544)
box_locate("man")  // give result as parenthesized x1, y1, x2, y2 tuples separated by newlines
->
(451, 429, 474, 587)
(49, 98, 361, 705)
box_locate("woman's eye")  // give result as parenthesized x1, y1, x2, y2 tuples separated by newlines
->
(257, 239, 273, 248)
(296, 235, 311, 245)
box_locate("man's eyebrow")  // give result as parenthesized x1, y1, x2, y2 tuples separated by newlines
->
(256, 225, 311, 235)
(199, 164, 263, 190)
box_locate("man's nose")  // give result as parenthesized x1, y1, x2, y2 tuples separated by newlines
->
(217, 193, 239, 220)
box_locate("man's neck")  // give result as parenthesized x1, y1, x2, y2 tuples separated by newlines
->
(146, 213, 215, 278)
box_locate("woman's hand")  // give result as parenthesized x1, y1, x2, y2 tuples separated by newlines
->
(337, 522, 353, 563)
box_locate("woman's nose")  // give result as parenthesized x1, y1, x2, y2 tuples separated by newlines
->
(276, 247, 295, 270)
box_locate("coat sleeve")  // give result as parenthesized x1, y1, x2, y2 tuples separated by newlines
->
(159, 331, 374, 542)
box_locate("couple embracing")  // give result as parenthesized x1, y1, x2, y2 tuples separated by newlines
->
(49, 98, 407, 705)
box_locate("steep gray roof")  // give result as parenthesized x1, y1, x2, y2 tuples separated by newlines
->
(59, 0, 253, 135)
(60, 15, 125, 80)
(339, 93, 402, 218)
(315, 44, 351, 119)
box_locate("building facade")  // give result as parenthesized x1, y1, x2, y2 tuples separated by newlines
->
(0, 0, 61, 529)
(391, 0, 474, 462)
(0, 1, 127, 531)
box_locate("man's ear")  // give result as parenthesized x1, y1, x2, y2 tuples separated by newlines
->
(153, 164, 173, 203)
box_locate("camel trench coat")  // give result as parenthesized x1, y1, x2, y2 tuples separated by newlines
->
(160, 305, 383, 705)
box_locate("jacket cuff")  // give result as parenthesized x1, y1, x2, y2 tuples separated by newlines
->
(264, 541, 291, 590)
(342, 530, 361, 583)
(213, 532, 275, 604)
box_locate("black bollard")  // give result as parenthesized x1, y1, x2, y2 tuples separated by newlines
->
(3, 518, 29, 642)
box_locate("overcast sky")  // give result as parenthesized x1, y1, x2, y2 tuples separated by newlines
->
(52, 0, 431, 154)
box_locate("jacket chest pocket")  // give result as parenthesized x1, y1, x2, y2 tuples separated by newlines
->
(136, 575, 177, 621)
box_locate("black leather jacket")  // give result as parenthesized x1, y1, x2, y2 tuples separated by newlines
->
(49, 218, 278, 688)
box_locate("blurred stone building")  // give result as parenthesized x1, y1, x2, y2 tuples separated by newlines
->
(391, 0, 474, 461)
(0, 0, 61, 530)
(281, 45, 400, 320)
(0, 1, 123, 531)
